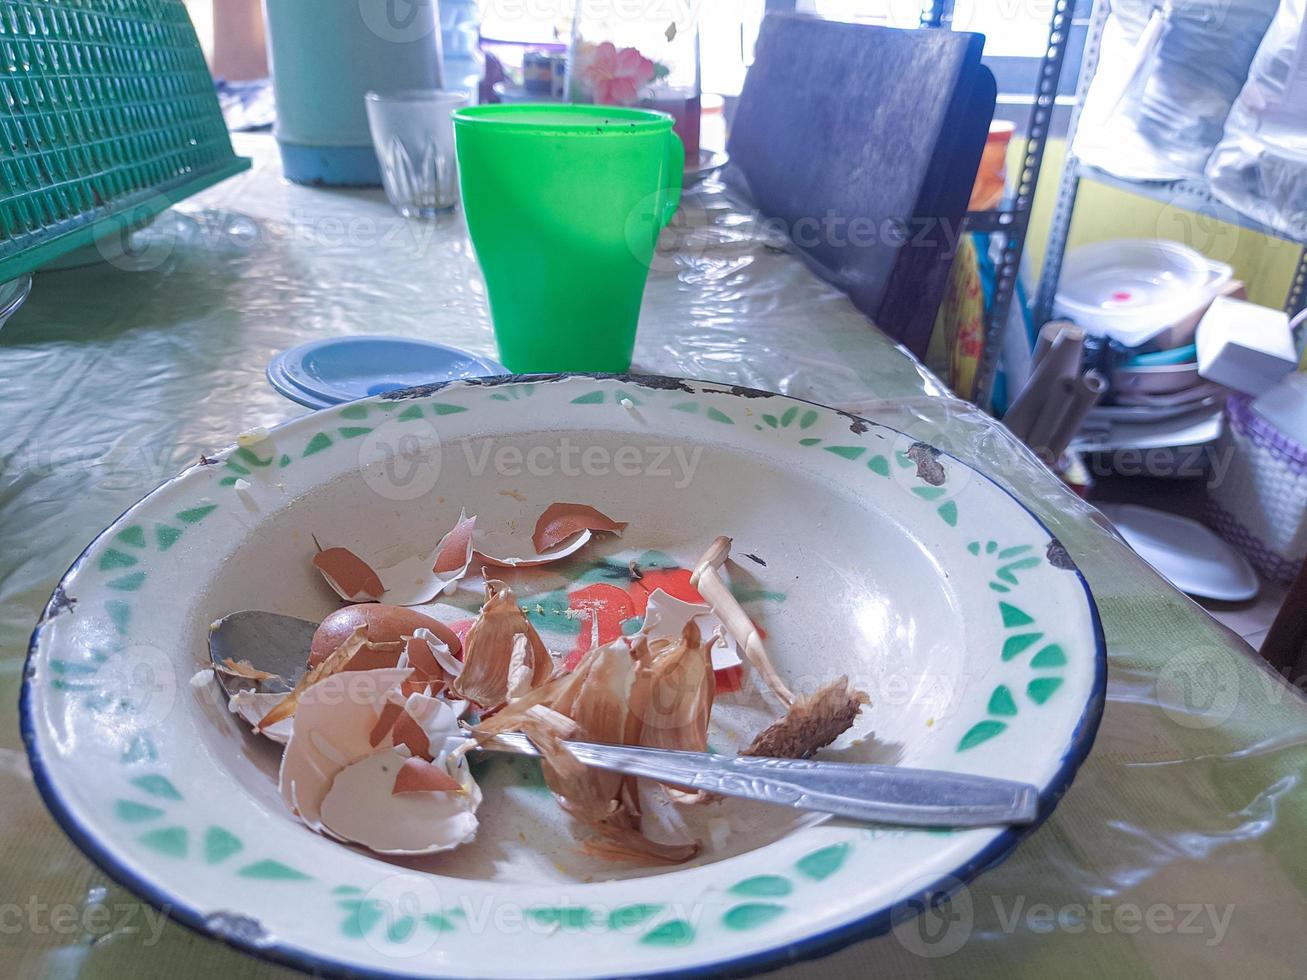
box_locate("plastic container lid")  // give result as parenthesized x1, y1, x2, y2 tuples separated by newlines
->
(1054, 240, 1232, 348)
(266, 336, 505, 410)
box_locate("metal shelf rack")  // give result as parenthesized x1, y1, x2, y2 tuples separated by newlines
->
(1033, 0, 1307, 328)
(921, 0, 1079, 409)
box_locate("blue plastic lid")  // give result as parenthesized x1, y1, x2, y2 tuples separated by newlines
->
(267, 336, 505, 410)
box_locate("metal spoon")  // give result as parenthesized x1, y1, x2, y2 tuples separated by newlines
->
(209, 611, 1041, 828)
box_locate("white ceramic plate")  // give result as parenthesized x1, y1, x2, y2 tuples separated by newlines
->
(1099, 503, 1259, 602)
(22, 376, 1104, 978)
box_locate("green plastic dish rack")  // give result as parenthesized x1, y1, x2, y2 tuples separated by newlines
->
(0, 0, 251, 281)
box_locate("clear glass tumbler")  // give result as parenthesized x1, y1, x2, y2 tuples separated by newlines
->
(365, 90, 469, 218)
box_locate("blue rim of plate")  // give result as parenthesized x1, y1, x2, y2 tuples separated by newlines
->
(20, 373, 1107, 979)
(267, 336, 506, 409)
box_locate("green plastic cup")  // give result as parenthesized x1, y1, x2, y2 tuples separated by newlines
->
(452, 104, 683, 373)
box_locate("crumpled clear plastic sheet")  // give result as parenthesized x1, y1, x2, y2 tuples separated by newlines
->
(1072, 0, 1278, 182)
(2, 134, 1306, 977)
(1207, 0, 1307, 241)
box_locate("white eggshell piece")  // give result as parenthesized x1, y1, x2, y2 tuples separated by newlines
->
(473, 529, 592, 568)
(402, 691, 463, 745)
(376, 512, 477, 606)
(411, 627, 464, 678)
(319, 746, 481, 855)
(229, 690, 294, 744)
(278, 667, 412, 829)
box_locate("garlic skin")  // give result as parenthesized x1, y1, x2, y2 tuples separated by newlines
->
(691, 536, 794, 704)
(477, 636, 701, 864)
(452, 581, 553, 708)
(633, 620, 716, 802)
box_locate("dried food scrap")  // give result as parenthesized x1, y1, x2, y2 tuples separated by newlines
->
(743, 678, 870, 760)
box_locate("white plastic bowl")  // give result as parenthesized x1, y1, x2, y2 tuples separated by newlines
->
(1055, 239, 1232, 348)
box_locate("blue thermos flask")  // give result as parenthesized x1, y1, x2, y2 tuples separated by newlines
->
(263, 0, 445, 186)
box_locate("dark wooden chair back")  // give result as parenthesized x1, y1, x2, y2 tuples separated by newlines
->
(727, 15, 996, 357)
(1262, 564, 1307, 683)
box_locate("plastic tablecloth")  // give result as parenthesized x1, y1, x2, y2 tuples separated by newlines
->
(2, 134, 1306, 978)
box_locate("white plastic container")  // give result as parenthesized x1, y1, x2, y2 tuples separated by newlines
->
(1209, 393, 1307, 584)
(1196, 296, 1297, 395)
(1054, 239, 1233, 348)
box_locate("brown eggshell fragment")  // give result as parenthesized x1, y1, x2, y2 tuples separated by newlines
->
(310, 605, 462, 667)
(313, 547, 384, 602)
(390, 692, 462, 760)
(433, 513, 477, 574)
(421, 629, 465, 677)
(403, 629, 462, 689)
(393, 756, 462, 794)
(369, 700, 405, 748)
(392, 708, 431, 759)
(532, 503, 628, 553)
(342, 641, 406, 674)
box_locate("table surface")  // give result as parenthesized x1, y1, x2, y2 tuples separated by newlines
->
(2, 134, 1305, 979)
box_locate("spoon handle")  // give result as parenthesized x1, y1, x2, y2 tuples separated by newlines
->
(475, 734, 1039, 828)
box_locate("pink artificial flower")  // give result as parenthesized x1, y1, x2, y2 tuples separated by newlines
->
(580, 41, 656, 105)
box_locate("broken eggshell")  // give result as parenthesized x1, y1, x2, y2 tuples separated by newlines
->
(312, 547, 384, 603)
(393, 755, 462, 794)
(375, 512, 478, 606)
(473, 502, 627, 568)
(229, 690, 294, 744)
(318, 744, 481, 856)
(406, 628, 464, 684)
(473, 529, 594, 569)
(311, 605, 462, 666)
(277, 667, 412, 830)
(387, 691, 464, 759)
(533, 503, 628, 552)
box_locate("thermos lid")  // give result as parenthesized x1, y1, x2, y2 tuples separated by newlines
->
(267, 336, 505, 410)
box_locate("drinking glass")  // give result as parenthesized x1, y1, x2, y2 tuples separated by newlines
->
(365, 90, 469, 217)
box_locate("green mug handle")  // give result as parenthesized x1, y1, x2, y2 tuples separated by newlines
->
(660, 130, 685, 228)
